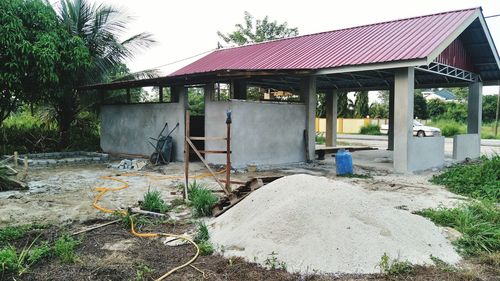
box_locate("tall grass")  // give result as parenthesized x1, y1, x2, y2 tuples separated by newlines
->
(417, 201, 499, 256)
(187, 182, 218, 217)
(140, 189, 170, 213)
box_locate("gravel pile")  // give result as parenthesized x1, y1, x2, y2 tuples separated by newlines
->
(209, 174, 460, 274)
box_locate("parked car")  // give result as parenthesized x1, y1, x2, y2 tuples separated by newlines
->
(380, 120, 441, 137)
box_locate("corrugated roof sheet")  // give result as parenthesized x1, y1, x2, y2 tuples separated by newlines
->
(171, 8, 479, 76)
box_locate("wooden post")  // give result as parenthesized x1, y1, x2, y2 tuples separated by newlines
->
(183, 110, 190, 200)
(159, 86, 164, 103)
(226, 111, 232, 192)
(126, 88, 131, 103)
(13, 151, 18, 168)
(24, 156, 28, 171)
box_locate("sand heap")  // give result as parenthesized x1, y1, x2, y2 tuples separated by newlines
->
(209, 174, 460, 274)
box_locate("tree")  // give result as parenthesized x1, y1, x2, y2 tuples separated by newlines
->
(482, 95, 498, 123)
(414, 92, 428, 119)
(354, 91, 369, 118)
(217, 11, 298, 46)
(369, 103, 388, 118)
(52, 0, 155, 148)
(0, 0, 80, 125)
(338, 92, 354, 118)
(427, 99, 446, 119)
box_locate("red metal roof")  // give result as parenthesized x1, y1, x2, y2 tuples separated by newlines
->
(171, 8, 479, 76)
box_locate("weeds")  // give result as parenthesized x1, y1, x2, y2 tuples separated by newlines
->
(315, 133, 325, 144)
(264, 251, 287, 270)
(188, 182, 218, 217)
(54, 235, 79, 263)
(133, 262, 154, 281)
(431, 155, 500, 201)
(194, 222, 213, 256)
(0, 236, 51, 276)
(140, 188, 171, 213)
(0, 224, 47, 244)
(378, 252, 414, 275)
(417, 201, 499, 256)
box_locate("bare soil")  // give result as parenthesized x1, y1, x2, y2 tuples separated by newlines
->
(2, 219, 498, 281)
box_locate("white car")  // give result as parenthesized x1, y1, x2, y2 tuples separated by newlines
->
(380, 120, 441, 137)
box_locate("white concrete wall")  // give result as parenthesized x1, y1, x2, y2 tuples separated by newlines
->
(100, 103, 185, 160)
(453, 134, 480, 161)
(205, 100, 306, 168)
(407, 137, 445, 172)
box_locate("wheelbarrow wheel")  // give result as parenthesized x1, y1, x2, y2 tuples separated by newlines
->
(150, 152, 160, 165)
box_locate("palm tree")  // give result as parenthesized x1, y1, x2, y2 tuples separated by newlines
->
(53, 0, 156, 148)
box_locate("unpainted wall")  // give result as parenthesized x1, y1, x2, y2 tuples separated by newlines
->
(205, 100, 306, 168)
(407, 137, 445, 172)
(453, 134, 480, 161)
(100, 103, 184, 160)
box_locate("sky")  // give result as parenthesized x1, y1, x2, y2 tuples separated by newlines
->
(78, 0, 500, 97)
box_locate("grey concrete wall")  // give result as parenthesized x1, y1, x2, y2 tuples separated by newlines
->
(453, 134, 480, 161)
(407, 137, 445, 172)
(205, 100, 306, 168)
(100, 103, 185, 160)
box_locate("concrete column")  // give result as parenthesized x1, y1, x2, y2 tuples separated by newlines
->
(393, 68, 415, 173)
(325, 89, 338, 147)
(233, 80, 247, 100)
(467, 81, 483, 134)
(204, 83, 214, 104)
(302, 76, 317, 162)
(388, 86, 395, 151)
(171, 86, 180, 103)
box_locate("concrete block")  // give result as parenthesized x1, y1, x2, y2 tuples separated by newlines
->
(407, 137, 445, 172)
(453, 134, 480, 161)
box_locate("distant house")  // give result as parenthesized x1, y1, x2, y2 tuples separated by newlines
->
(423, 89, 457, 102)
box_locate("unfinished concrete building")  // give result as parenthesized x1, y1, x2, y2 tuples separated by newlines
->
(84, 7, 500, 173)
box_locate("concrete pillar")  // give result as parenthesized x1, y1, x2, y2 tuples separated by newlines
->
(393, 68, 415, 173)
(233, 80, 247, 100)
(388, 86, 395, 151)
(302, 76, 317, 162)
(171, 86, 180, 103)
(204, 83, 214, 104)
(325, 89, 338, 147)
(467, 81, 483, 134)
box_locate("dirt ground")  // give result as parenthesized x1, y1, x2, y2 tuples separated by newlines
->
(0, 160, 496, 280)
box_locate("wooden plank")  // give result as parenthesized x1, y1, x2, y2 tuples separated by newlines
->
(189, 150, 229, 154)
(189, 136, 226, 141)
(186, 137, 229, 195)
(183, 111, 190, 200)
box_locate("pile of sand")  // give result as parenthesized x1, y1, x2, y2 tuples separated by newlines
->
(209, 174, 460, 274)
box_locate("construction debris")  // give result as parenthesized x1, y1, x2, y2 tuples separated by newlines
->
(110, 159, 146, 170)
(209, 174, 461, 274)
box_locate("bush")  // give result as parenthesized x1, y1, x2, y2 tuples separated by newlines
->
(359, 123, 381, 135)
(188, 182, 218, 217)
(428, 119, 465, 137)
(417, 201, 499, 256)
(315, 133, 325, 144)
(431, 156, 500, 201)
(378, 252, 414, 275)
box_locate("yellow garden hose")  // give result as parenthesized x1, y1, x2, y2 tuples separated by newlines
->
(91, 169, 225, 280)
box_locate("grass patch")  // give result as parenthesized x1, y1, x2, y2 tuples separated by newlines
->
(359, 123, 381, 135)
(140, 189, 170, 213)
(188, 182, 218, 217)
(378, 252, 414, 276)
(54, 235, 79, 263)
(430, 155, 500, 201)
(0, 236, 51, 275)
(417, 201, 499, 256)
(0, 224, 47, 244)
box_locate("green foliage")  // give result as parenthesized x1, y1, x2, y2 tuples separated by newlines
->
(337, 92, 354, 118)
(140, 189, 170, 213)
(187, 88, 205, 116)
(133, 262, 154, 281)
(315, 132, 325, 144)
(417, 201, 499, 256)
(428, 119, 465, 137)
(369, 102, 388, 118)
(264, 251, 287, 270)
(197, 240, 214, 256)
(54, 235, 79, 263)
(414, 92, 428, 119)
(217, 11, 298, 46)
(482, 95, 499, 123)
(0, 109, 100, 155)
(431, 155, 500, 201)
(26, 243, 51, 265)
(440, 123, 462, 137)
(188, 182, 218, 217)
(359, 123, 381, 135)
(0, 236, 51, 275)
(378, 253, 414, 275)
(354, 91, 369, 118)
(0, 246, 20, 274)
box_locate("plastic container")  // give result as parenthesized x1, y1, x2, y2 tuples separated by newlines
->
(335, 149, 353, 175)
